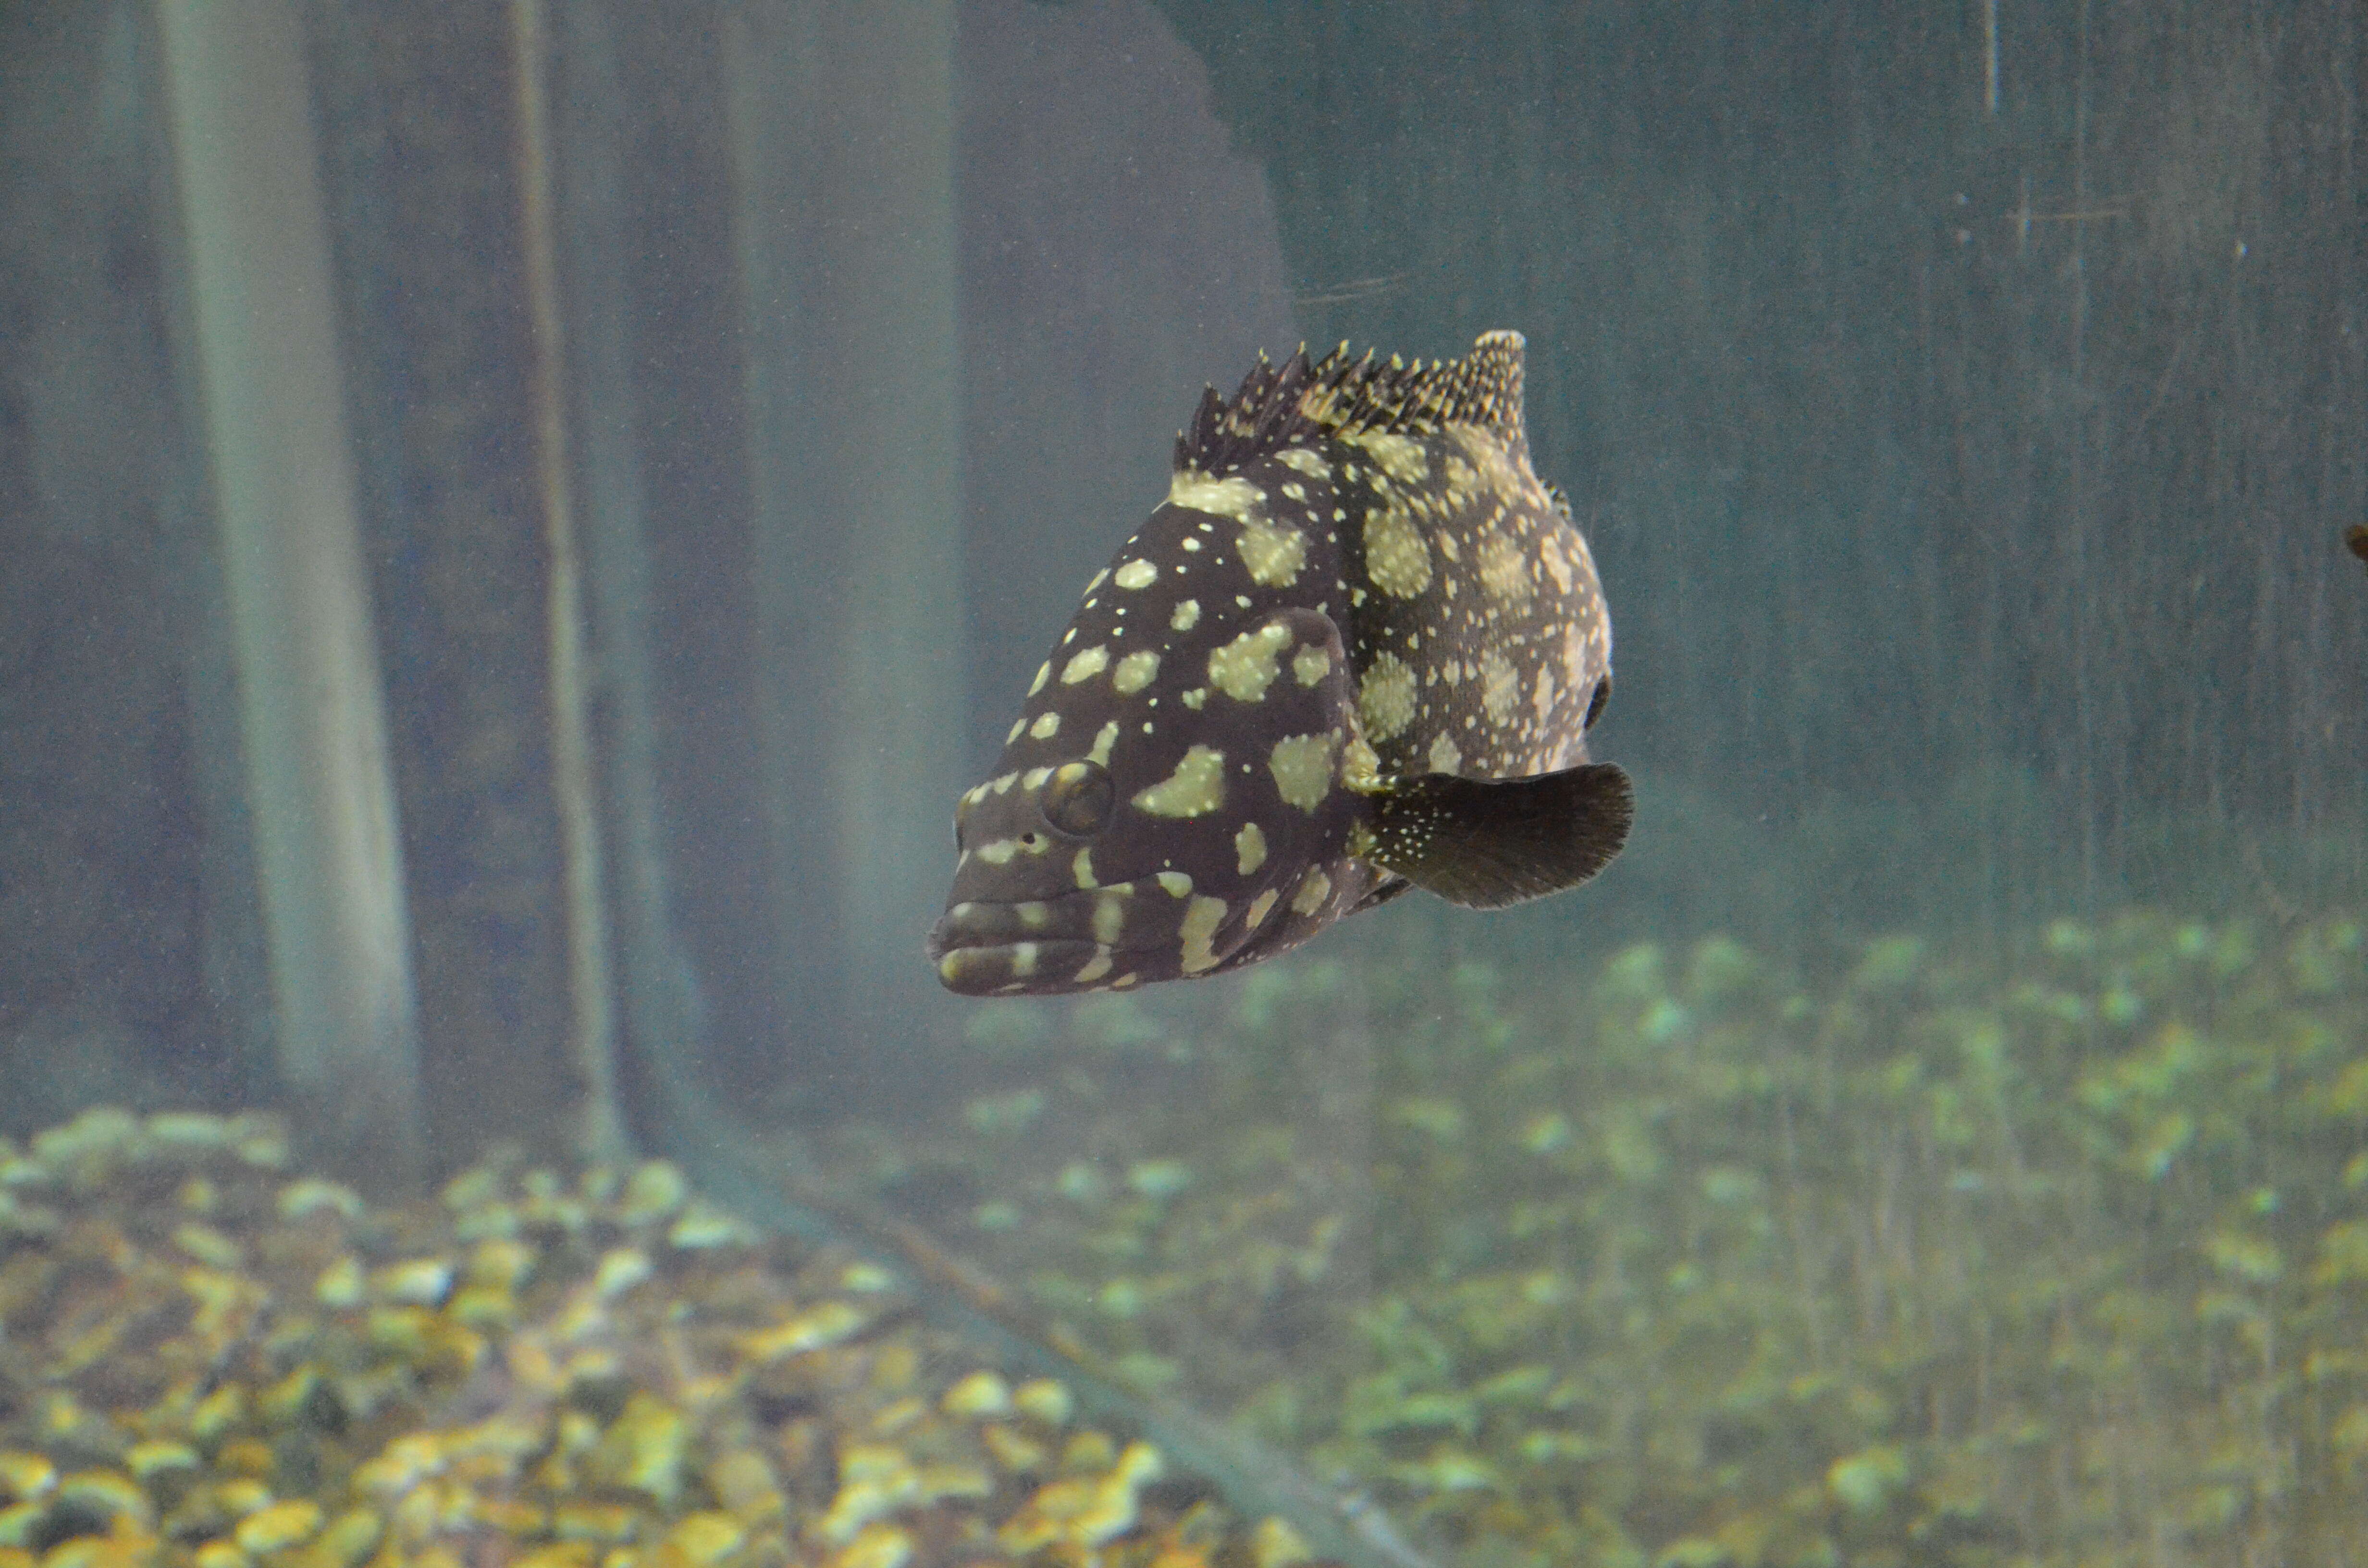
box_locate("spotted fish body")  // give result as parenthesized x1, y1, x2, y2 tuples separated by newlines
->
(928, 331, 1632, 996)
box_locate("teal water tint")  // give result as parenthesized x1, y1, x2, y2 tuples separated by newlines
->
(841, 909, 2368, 1565)
(3, 3, 2364, 1568)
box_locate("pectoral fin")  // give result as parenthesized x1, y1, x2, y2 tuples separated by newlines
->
(1367, 763, 1633, 909)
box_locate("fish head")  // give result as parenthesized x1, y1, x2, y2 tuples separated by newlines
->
(929, 502, 1371, 995)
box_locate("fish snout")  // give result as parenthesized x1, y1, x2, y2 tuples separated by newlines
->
(925, 899, 1098, 995)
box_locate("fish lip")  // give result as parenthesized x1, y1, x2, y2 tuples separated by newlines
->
(931, 937, 1102, 996)
(925, 888, 1146, 994)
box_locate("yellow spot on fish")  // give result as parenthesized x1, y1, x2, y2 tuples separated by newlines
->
(1093, 895, 1126, 944)
(1028, 662, 1050, 696)
(1168, 471, 1264, 522)
(1016, 902, 1048, 929)
(1112, 559, 1158, 590)
(1236, 518, 1306, 586)
(1181, 688, 1207, 710)
(1074, 950, 1113, 984)
(1234, 821, 1267, 876)
(1029, 711, 1061, 740)
(1428, 733, 1462, 773)
(1073, 848, 1097, 888)
(1024, 766, 1052, 788)
(1340, 735, 1381, 792)
(1478, 532, 1532, 602)
(976, 839, 1019, 866)
(1061, 647, 1110, 684)
(1352, 430, 1429, 485)
(1246, 888, 1279, 928)
(1006, 716, 1026, 744)
(1290, 868, 1332, 917)
(1357, 653, 1418, 741)
(1364, 500, 1431, 597)
(1539, 530, 1578, 594)
(1171, 600, 1200, 631)
(1087, 722, 1120, 766)
(1155, 870, 1193, 897)
(1010, 943, 1038, 978)
(1292, 644, 1332, 686)
(1269, 734, 1339, 812)
(1275, 446, 1331, 480)
(1481, 651, 1520, 724)
(1113, 650, 1160, 694)
(1179, 895, 1228, 974)
(1132, 744, 1227, 818)
(1208, 622, 1293, 701)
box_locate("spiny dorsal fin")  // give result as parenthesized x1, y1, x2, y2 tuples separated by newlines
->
(1175, 330, 1530, 474)
(1366, 760, 1632, 910)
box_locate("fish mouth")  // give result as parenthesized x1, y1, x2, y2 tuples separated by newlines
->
(925, 892, 1133, 996)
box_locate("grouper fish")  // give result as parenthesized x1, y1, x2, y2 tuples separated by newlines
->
(927, 330, 1632, 996)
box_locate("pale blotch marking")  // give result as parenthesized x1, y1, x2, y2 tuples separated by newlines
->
(1093, 894, 1126, 945)
(1292, 644, 1332, 686)
(1478, 533, 1532, 603)
(1113, 650, 1161, 694)
(1156, 870, 1193, 898)
(1236, 518, 1307, 586)
(1428, 733, 1462, 774)
(1207, 621, 1293, 702)
(1340, 735, 1382, 793)
(1010, 943, 1038, 978)
(1290, 867, 1332, 917)
(1532, 663, 1558, 725)
(1168, 471, 1265, 523)
(1073, 950, 1113, 985)
(1171, 599, 1201, 632)
(1276, 446, 1332, 481)
(1351, 430, 1429, 486)
(1539, 529, 1580, 595)
(1029, 711, 1061, 740)
(1005, 716, 1027, 745)
(1356, 652, 1418, 742)
(1132, 744, 1227, 818)
(1269, 733, 1339, 812)
(1234, 821, 1267, 876)
(1113, 559, 1158, 590)
(1024, 766, 1053, 789)
(1364, 501, 1432, 598)
(1087, 721, 1120, 766)
(975, 839, 1019, 866)
(1073, 848, 1097, 889)
(1028, 661, 1051, 696)
(1061, 646, 1110, 684)
(1481, 650, 1520, 724)
(1016, 902, 1048, 930)
(1181, 688, 1207, 710)
(1246, 888, 1280, 929)
(1179, 894, 1229, 974)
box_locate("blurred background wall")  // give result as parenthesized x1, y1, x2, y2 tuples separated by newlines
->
(0, 0, 2358, 1175)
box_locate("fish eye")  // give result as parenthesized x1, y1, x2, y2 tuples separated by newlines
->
(1040, 760, 1114, 838)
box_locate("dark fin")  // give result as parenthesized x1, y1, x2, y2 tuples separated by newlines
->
(1175, 331, 1530, 474)
(1348, 873, 1416, 915)
(1367, 762, 1633, 910)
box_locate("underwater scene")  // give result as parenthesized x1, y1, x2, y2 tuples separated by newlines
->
(2, 4, 2363, 1568)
